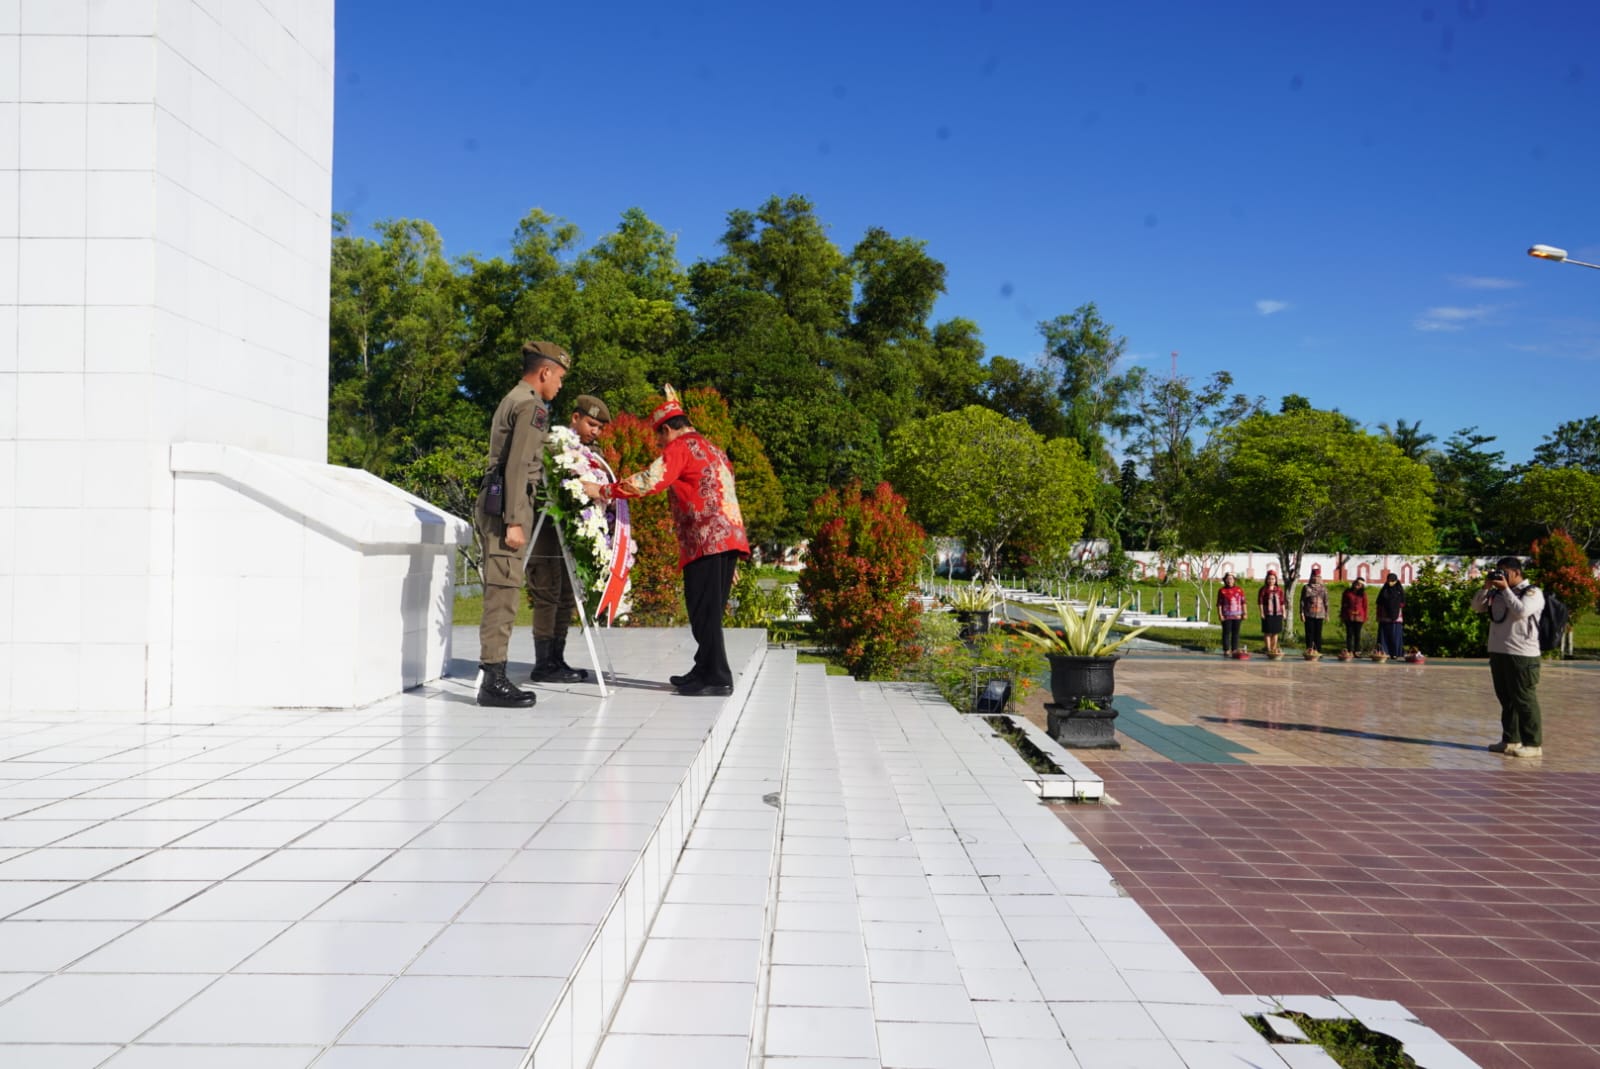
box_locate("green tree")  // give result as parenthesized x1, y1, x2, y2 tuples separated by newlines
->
(685, 194, 852, 400)
(1377, 418, 1439, 463)
(1511, 465, 1600, 552)
(1038, 302, 1142, 474)
(1125, 369, 1260, 550)
(979, 355, 1070, 439)
(886, 406, 1097, 582)
(457, 208, 582, 415)
(738, 395, 883, 543)
(328, 216, 477, 474)
(1430, 427, 1510, 554)
(563, 207, 694, 415)
(1531, 415, 1600, 474)
(1184, 409, 1437, 611)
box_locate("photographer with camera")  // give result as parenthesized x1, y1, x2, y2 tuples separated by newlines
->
(1471, 556, 1546, 757)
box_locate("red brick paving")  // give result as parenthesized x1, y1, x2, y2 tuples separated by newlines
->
(1058, 762, 1600, 1068)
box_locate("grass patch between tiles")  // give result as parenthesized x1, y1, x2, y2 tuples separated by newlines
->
(983, 716, 1065, 776)
(1246, 1012, 1417, 1069)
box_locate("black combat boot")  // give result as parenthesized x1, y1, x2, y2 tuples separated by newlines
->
(550, 636, 589, 683)
(478, 662, 536, 707)
(530, 639, 583, 684)
(529, 638, 557, 682)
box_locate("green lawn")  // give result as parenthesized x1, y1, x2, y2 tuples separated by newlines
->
(1008, 578, 1600, 659)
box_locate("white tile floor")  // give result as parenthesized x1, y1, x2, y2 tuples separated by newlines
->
(0, 629, 1477, 1069)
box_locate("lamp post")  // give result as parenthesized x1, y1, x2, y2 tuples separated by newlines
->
(1528, 244, 1600, 271)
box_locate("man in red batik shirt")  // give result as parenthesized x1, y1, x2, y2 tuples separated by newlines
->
(582, 387, 750, 696)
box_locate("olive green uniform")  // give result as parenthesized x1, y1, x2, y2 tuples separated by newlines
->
(527, 521, 577, 641)
(476, 383, 550, 663)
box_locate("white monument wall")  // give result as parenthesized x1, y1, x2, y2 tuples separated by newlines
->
(1, 1, 448, 712)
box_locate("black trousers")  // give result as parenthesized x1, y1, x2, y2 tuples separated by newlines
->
(1303, 617, 1324, 651)
(684, 550, 739, 687)
(1220, 619, 1241, 652)
(1344, 621, 1363, 652)
(1489, 652, 1542, 746)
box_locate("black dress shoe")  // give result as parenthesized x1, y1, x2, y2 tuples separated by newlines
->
(669, 670, 700, 687)
(675, 680, 733, 697)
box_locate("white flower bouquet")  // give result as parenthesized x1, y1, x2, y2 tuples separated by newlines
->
(540, 426, 635, 621)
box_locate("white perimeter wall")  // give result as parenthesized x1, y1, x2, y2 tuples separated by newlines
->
(1, 0, 335, 709)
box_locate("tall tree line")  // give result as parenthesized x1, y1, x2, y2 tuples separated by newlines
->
(328, 195, 1598, 570)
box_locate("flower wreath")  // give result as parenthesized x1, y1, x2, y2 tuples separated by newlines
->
(539, 426, 635, 622)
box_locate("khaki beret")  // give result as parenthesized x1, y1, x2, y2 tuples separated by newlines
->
(521, 340, 571, 370)
(573, 395, 610, 424)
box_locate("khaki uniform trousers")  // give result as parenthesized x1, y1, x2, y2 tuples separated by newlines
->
(477, 506, 528, 664)
(527, 520, 577, 640)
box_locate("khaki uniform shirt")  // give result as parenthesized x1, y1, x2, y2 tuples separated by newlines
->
(479, 382, 549, 533)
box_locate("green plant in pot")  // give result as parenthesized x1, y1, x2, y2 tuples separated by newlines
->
(1015, 593, 1149, 708)
(943, 581, 1000, 639)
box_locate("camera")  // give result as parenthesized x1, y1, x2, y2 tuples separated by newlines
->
(1487, 568, 1506, 583)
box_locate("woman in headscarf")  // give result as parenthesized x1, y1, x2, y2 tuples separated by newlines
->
(1375, 572, 1407, 659)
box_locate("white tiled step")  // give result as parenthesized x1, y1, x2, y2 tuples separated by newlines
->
(590, 652, 798, 1068)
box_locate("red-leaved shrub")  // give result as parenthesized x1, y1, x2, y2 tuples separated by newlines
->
(601, 412, 684, 625)
(1531, 528, 1599, 627)
(799, 481, 925, 679)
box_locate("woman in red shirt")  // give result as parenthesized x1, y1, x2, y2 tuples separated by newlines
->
(1258, 571, 1287, 659)
(1340, 577, 1368, 657)
(1216, 574, 1247, 658)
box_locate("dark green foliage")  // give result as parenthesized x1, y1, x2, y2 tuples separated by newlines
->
(1403, 560, 1487, 657)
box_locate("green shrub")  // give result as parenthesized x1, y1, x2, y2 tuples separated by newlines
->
(913, 615, 1044, 713)
(728, 570, 796, 639)
(1404, 559, 1488, 657)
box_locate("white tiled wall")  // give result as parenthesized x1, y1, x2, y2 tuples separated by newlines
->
(1, 1, 338, 710)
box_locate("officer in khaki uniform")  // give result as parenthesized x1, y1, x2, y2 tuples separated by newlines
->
(475, 340, 570, 707)
(527, 394, 611, 684)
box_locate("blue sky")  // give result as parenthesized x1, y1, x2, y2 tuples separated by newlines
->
(332, 0, 1600, 465)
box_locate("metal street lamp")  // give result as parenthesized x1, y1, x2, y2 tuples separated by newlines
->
(1528, 244, 1600, 271)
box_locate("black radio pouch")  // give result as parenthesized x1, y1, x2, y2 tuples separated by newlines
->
(483, 464, 506, 518)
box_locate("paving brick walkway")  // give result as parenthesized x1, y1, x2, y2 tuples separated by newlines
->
(1049, 653, 1600, 1069)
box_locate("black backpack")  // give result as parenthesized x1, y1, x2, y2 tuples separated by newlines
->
(1538, 590, 1570, 654)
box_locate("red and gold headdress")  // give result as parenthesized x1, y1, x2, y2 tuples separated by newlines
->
(650, 383, 686, 430)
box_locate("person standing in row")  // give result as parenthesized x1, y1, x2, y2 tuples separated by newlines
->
(474, 341, 571, 708)
(1340, 577, 1368, 656)
(1472, 556, 1546, 757)
(1299, 565, 1329, 655)
(583, 387, 750, 696)
(1376, 572, 1406, 658)
(527, 394, 612, 684)
(1217, 573, 1247, 658)
(1258, 570, 1287, 659)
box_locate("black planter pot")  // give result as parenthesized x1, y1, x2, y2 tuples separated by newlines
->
(1046, 653, 1118, 707)
(954, 609, 992, 640)
(1046, 701, 1121, 749)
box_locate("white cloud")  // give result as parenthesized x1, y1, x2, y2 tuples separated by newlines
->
(1255, 299, 1289, 316)
(1450, 275, 1521, 290)
(1414, 305, 1493, 332)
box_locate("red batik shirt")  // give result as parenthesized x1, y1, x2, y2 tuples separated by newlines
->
(610, 432, 751, 569)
